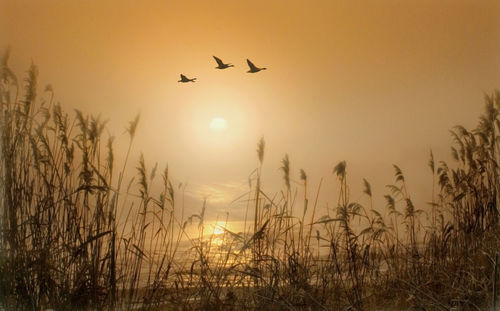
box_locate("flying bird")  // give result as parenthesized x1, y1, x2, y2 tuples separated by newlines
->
(213, 56, 234, 69)
(246, 59, 267, 73)
(178, 74, 196, 83)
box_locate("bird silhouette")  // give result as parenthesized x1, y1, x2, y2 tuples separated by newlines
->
(178, 74, 196, 83)
(246, 59, 267, 73)
(213, 56, 234, 69)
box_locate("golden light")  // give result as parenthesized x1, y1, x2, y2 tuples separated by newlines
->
(211, 221, 226, 247)
(213, 221, 225, 235)
(209, 117, 228, 132)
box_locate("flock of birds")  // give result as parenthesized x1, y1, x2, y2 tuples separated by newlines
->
(178, 56, 267, 83)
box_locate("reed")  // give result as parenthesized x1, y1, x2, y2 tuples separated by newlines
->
(1, 55, 500, 310)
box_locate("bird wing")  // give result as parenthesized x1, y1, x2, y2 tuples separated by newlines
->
(180, 74, 187, 80)
(247, 59, 257, 70)
(213, 56, 224, 66)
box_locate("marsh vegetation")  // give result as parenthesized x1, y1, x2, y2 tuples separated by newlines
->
(1, 54, 500, 310)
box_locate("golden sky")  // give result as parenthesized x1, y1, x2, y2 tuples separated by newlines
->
(1, 0, 500, 227)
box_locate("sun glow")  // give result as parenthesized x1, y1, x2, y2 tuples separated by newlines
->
(209, 117, 228, 132)
(213, 221, 225, 235)
(211, 221, 226, 247)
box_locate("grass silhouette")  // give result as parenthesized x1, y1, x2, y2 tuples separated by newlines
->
(1, 52, 500, 310)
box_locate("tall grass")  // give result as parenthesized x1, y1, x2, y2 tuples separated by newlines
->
(1, 54, 500, 310)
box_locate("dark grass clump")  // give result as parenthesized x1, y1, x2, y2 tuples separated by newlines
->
(1, 53, 500, 310)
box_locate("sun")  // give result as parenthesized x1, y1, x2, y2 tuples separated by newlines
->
(209, 117, 228, 132)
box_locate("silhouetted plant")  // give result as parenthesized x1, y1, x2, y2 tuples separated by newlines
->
(1, 53, 500, 311)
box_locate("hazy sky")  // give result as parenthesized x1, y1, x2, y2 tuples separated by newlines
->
(1, 0, 500, 229)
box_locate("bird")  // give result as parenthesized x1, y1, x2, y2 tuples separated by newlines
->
(213, 56, 234, 69)
(246, 59, 267, 73)
(178, 74, 196, 83)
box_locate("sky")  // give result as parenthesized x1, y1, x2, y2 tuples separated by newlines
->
(1, 0, 500, 232)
